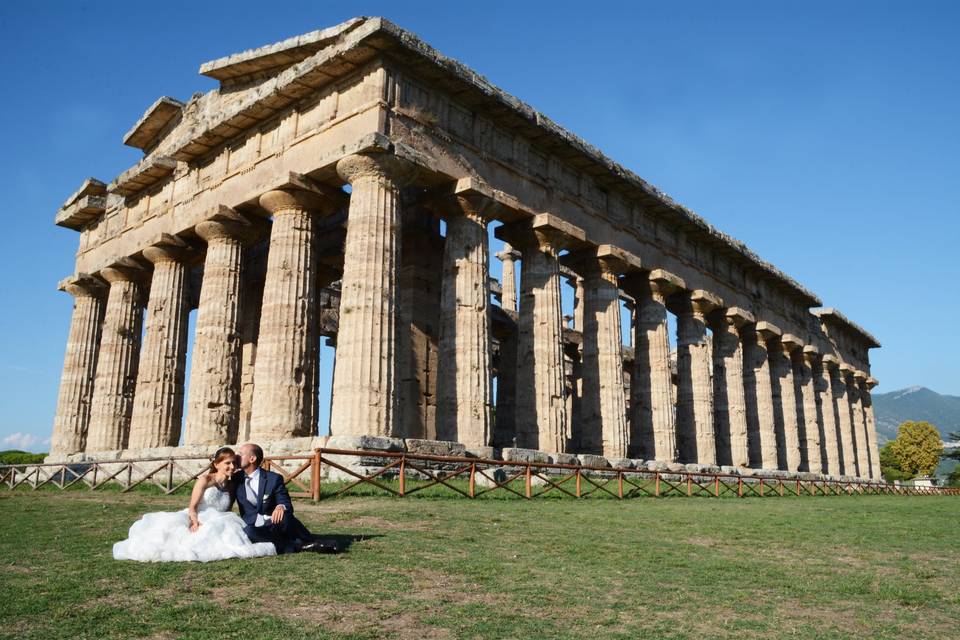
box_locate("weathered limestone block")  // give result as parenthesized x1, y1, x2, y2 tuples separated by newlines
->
(797, 346, 822, 474)
(502, 447, 551, 464)
(624, 270, 682, 463)
(50, 275, 106, 457)
(434, 190, 494, 448)
(86, 264, 146, 452)
(496, 243, 519, 313)
(184, 218, 249, 445)
(712, 307, 754, 469)
(330, 152, 414, 438)
(745, 321, 780, 470)
(128, 237, 192, 449)
(404, 438, 467, 457)
(577, 453, 610, 468)
(771, 334, 803, 472)
(577, 254, 629, 458)
(250, 187, 337, 440)
(815, 355, 841, 476)
(673, 290, 721, 465)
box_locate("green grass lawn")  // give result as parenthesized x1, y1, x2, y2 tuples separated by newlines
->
(1, 490, 957, 640)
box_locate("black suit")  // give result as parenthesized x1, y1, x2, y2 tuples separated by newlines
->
(234, 469, 311, 554)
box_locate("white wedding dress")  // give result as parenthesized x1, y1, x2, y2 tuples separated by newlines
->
(113, 485, 277, 562)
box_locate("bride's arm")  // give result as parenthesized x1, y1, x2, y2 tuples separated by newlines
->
(187, 473, 211, 532)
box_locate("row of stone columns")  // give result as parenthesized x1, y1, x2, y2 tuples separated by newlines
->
(50, 150, 881, 481)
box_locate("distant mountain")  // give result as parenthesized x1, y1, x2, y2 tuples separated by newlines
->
(872, 386, 960, 444)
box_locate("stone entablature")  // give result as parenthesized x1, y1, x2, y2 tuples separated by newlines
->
(49, 17, 882, 481)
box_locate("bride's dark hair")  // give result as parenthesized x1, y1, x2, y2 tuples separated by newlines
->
(208, 447, 237, 474)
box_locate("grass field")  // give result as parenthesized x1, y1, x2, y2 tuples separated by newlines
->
(1, 490, 957, 640)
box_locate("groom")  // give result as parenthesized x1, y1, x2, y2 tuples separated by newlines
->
(235, 443, 320, 554)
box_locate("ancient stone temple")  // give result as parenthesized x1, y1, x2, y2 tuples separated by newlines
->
(48, 17, 883, 480)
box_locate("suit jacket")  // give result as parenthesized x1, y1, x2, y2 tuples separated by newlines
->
(234, 469, 293, 528)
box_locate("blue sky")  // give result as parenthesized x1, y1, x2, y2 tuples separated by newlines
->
(1, 1, 957, 452)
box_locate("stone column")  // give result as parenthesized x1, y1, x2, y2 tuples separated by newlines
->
(745, 321, 781, 470)
(797, 346, 822, 474)
(573, 277, 585, 332)
(49, 275, 106, 457)
(496, 243, 519, 312)
(771, 334, 803, 472)
(623, 270, 682, 462)
(86, 264, 146, 452)
(493, 325, 518, 447)
(578, 258, 628, 458)
(250, 188, 336, 441)
(435, 192, 494, 447)
(864, 377, 882, 480)
(330, 153, 413, 437)
(514, 229, 568, 452)
(834, 363, 858, 476)
(815, 355, 841, 476)
(184, 217, 251, 445)
(853, 370, 879, 479)
(673, 290, 721, 464)
(128, 237, 192, 449)
(712, 307, 754, 469)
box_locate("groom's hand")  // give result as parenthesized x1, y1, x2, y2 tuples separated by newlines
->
(271, 505, 286, 525)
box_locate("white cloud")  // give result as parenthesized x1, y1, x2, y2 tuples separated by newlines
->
(1, 432, 49, 452)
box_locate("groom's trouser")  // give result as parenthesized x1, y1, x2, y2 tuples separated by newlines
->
(244, 514, 312, 554)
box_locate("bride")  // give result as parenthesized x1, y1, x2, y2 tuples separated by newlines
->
(113, 447, 276, 562)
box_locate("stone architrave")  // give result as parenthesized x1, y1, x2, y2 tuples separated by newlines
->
(674, 289, 722, 464)
(815, 355, 841, 476)
(834, 364, 858, 476)
(434, 190, 495, 447)
(127, 236, 193, 449)
(496, 243, 520, 313)
(86, 264, 146, 452)
(184, 215, 253, 445)
(772, 334, 803, 472)
(49, 275, 106, 457)
(864, 377, 882, 480)
(574, 248, 636, 458)
(712, 307, 754, 469)
(623, 269, 683, 462)
(745, 321, 781, 470)
(797, 346, 823, 474)
(250, 187, 338, 440)
(330, 152, 414, 438)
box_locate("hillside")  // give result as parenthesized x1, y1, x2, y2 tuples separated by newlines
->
(872, 386, 960, 443)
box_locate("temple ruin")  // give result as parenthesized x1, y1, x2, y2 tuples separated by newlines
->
(48, 17, 883, 481)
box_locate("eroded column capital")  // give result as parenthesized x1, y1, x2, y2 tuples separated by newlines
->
(496, 213, 586, 258)
(495, 242, 521, 262)
(754, 320, 783, 342)
(99, 260, 148, 285)
(839, 362, 856, 379)
(336, 152, 417, 187)
(58, 273, 106, 299)
(780, 333, 805, 354)
(717, 306, 755, 329)
(802, 344, 821, 364)
(259, 187, 340, 217)
(141, 233, 193, 265)
(821, 353, 840, 369)
(866, 376, 879, 390)
(672, 289, 723, 318)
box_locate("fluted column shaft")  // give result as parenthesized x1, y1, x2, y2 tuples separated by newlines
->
(250, 188, 332, 440)
(675, 293, 718, 464)
(771, 342, 802, 471)
(862, 383, 881, 480)
(746, 328, 779, 469)
(834, 371, 857, 476)
(629, 278, 677, 462)
(797, 351, 822, 474)
(330, 153, 412, 437)
(713, 314, 750, 468)
(515, 232, 567, 452)
(128, 245, 191, 448)
(816, 360, 840, 475)
(435, 198, 493, 447)
(497, 243, 519, 312)
(184, 222, 245, 444)
(848, 378, 870, 478)
(86, 268, 145, 451)
(50, 278, 105, 457)
(579, 262, 627, 457)
(573, 277, 585, 331)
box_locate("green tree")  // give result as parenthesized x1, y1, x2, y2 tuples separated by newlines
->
(879, 442, 910, 482)
(889, 421, 943, 477)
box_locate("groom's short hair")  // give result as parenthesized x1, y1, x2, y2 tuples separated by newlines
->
(247, 443, 264, 466)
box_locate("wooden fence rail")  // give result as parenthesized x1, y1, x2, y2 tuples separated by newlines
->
(2, 448, 957, 500)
